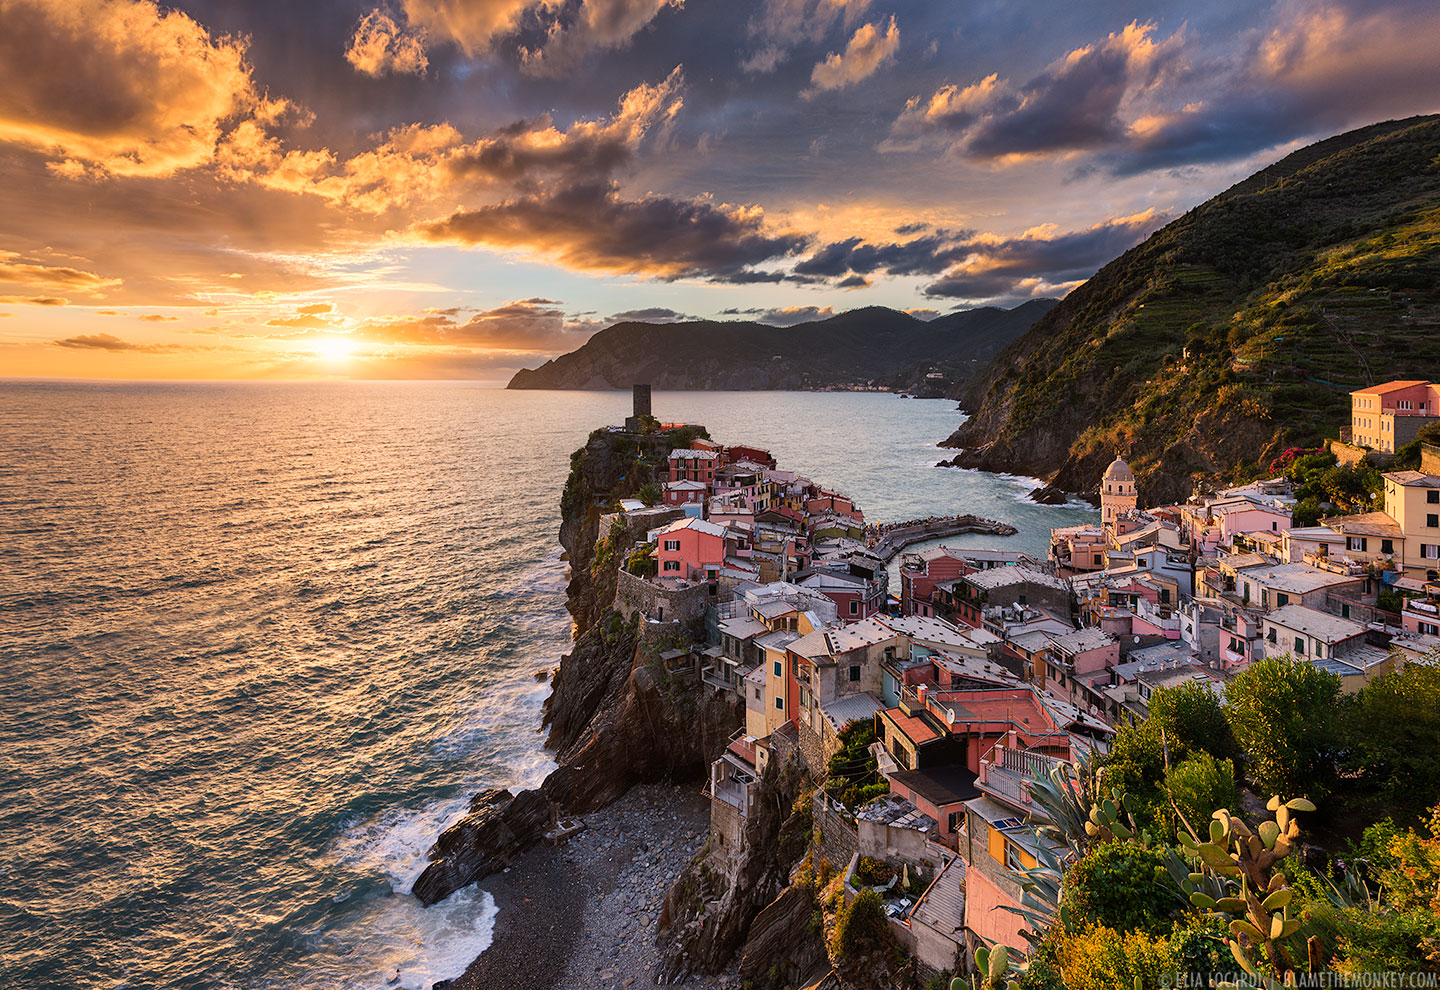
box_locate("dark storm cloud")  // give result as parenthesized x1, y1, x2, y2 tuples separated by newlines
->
(415, 181, 810, 280)
(922, 209, 1168, 299)
(608, 307, 691, 321)
(887, 2, 1440, 176)
(793, 231, 977, 279)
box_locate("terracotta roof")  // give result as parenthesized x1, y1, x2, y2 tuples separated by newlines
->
(1353, 380, 1429, 394)
(881, 707, 941, 745)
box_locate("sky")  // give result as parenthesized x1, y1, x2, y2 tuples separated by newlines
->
(2, 0, 1438, 381)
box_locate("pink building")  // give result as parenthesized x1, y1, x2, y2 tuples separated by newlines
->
(1351, 381, 1440, 453)
(806, 491, 864, 525)
(667, 448, 719, 484)
(663, 479, 707, 507)
(655, 517, 730, 582)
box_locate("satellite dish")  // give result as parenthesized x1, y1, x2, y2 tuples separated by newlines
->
(1133, 636, 1140, 643)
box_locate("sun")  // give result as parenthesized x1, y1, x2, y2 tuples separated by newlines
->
(312, 334, 358, 362)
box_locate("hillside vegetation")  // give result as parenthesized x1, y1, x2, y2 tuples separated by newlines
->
(507, 300, 1056, 392)
(945, 115, 1440, 503)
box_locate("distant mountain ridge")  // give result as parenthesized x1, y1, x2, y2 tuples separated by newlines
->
(943, 114, 1440, 503)
(505, 300, 1058, 392)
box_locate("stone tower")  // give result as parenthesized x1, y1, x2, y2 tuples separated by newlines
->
(625, 384, 652, 431)
(1100, 455, 1137, 534)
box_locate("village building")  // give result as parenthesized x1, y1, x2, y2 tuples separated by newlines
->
(1349, 381, 1440, 453)
(1100, 456, 1138, 536)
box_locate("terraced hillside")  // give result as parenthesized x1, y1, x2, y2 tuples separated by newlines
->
(944, 115, 1440, 504)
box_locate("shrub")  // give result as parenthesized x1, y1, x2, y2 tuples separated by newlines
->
(1345, 664, 1440, 811)
(1165, 751, 1238, 837)
(1054, 924, 1175, 990)
(831, 889, 894, 963)
(1333, 908, 1440, 975)
(1061, 842, 1176, 936)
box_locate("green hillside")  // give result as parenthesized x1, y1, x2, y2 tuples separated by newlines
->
(945, 115, 1440, 503)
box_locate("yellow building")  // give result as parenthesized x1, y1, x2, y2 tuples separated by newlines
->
(1383, 471, 1440, 580)
(1350, 381, 1440, 453)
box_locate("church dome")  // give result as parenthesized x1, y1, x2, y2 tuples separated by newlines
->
(1103, 456, 1134, 483)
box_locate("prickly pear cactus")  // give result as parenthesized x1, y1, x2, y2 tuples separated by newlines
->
(1176, 796, 1317, 988)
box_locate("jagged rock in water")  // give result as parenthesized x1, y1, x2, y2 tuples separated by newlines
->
(1027, 484, 1070, 505)
(411, 788, 554, 905)
(737, 884, 829, 989)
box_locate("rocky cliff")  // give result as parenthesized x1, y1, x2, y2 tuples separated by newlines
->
(506, 302, 1056, 393)
(413, 425, 742, 904)
(944, 115, 1440, 504)
(656, 757, 819, 981)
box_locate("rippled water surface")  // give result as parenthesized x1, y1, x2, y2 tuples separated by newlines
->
(0, 383, 1093, 990)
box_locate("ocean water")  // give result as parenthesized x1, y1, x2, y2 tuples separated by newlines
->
(0, 382, 1095, 990)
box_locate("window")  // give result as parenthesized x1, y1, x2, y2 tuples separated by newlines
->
(849, 600, 859, 616)
(1341, 603, 1350, 619)
(1093, 554, 1102, 565)
(1018, 594, 1028, 605)
(1382, 539, 1394, 555)
(1005, 841, 1025, 872)
(1294, 637, 1305, 655)
(1423, 545, 1440, 560)
(1429, 514, 1439, 529)
(754, 687, 761, 700)
(1429, 491, 1439, 504)
(1421, 622, 1440, 637)
(849, 664, 861, 682)
(663, 539, 680, 551)
(1276, 593, 1289, 607)
(662, 560, 681, 572)
(1267, 627, 1277, 643)
(774, 696, 784, 710)
(773, 660, 782, 678)
(1348, 536, 1368, 552)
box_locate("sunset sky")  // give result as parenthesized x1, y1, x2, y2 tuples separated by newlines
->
(2, 0, 1438, 380)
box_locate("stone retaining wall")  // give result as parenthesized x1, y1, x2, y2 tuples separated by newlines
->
(812, 792, 858, 873)
(615, 569, 711, 625)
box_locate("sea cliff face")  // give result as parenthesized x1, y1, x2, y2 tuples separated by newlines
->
(412, 427, 742, 904)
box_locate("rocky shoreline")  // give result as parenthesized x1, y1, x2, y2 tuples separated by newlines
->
(438, 783, 729, 990)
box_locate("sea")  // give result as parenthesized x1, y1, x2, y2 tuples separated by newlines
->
(0, 382, 1096, 990)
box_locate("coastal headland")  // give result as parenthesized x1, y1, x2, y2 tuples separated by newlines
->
(412, 414, 1020, 987)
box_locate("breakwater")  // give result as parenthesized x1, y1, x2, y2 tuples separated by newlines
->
(867, 514, 1019, 561)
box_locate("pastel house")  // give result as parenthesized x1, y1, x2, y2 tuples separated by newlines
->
(655, 517, 730, 582)
(1350, 381, 1440, 453)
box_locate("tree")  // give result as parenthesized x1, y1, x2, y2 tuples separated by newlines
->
(1165, 751, 1238, 836)
(1148, 680, 1240, 763)
(1225, 656, 1344, 799)
(635, 481, 663, 505)
(1346, 661, 1440, 811)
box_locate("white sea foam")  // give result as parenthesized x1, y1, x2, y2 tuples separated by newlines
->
(310, 794, 503, 989)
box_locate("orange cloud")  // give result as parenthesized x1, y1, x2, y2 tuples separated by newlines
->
(345, 8, 429, 76)
(0, 251, 121, 293)
(0, 0, 256, 177)
(805, 16, 899, 95)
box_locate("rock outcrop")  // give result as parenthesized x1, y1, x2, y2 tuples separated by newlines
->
(656, 757, 811, 980)
(412, 788, 553, 906)
(737, 884, 830, 990)
(412, 425, 743, 903)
